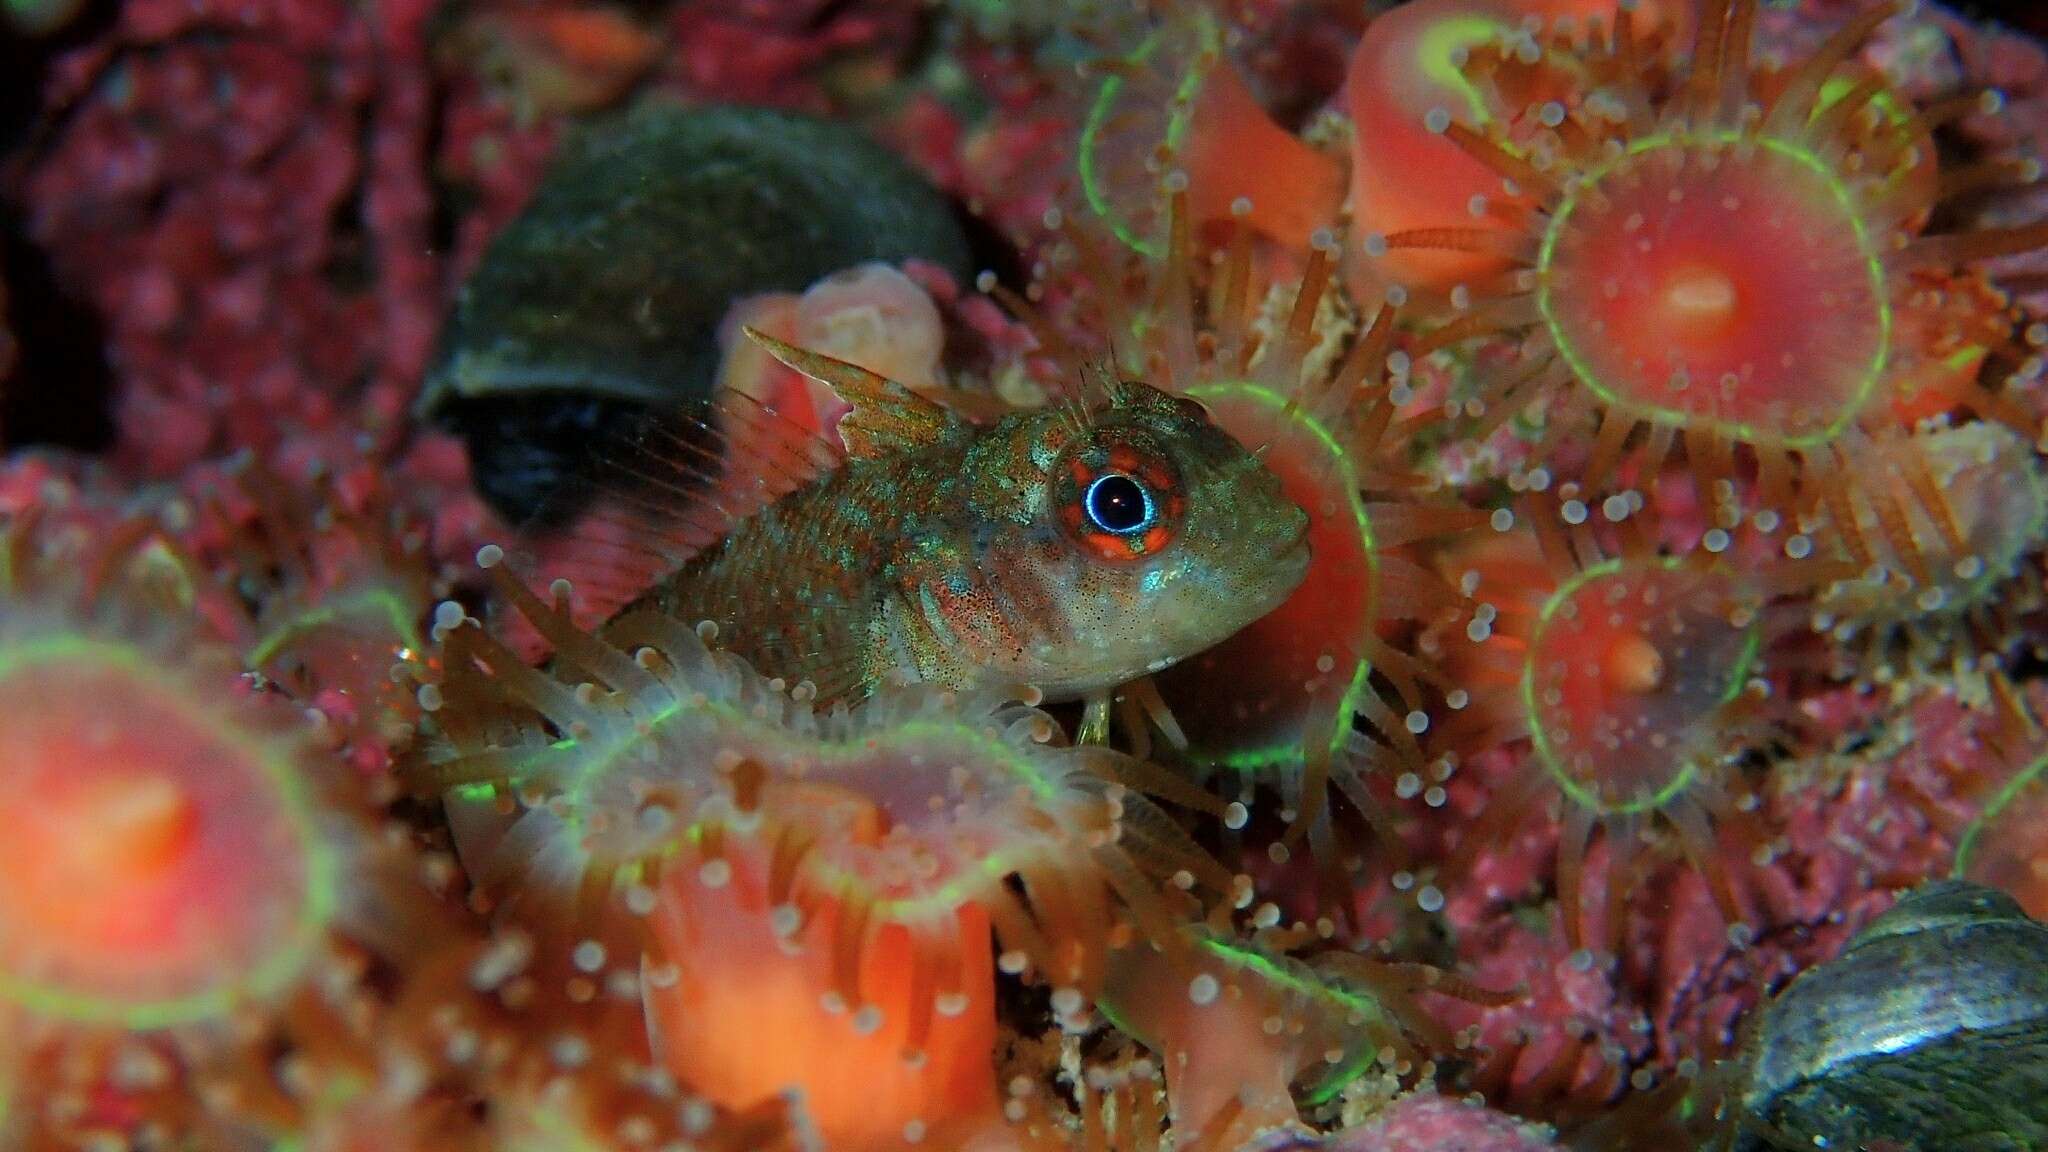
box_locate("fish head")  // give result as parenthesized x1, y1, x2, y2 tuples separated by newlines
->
(959, 378, 1311, 700)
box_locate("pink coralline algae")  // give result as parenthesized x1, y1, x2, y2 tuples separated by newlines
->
(665, 0, 923, 108)
(18, 0, 443, 477)
(1321, 1093, 1564, 1152)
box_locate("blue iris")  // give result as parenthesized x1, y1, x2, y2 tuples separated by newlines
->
(1084, 473, 1156, 534)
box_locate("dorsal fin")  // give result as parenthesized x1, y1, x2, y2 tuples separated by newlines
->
(503, 388, 846, 652)
(744, 327, 961, 458)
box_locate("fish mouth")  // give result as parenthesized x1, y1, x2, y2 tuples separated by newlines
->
(1269, 506, 1312, 589)
(1234, 519, 1312, 624)
(1267, 533, 1313, 604)
(1271, 485, 1310, 538)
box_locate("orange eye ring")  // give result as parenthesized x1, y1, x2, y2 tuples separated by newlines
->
(1055, 439, 1187, 562)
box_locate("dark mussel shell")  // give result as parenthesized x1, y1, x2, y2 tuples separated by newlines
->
(1736, 880, 2048, 1152)
(423, 102, 974, 523)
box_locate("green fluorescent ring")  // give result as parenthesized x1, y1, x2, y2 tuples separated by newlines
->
(1415, 14, 1508, 128)
(1519, 556, 1760, 817)
(1196, 935, 1396, 1106)
(245, 588, 426, 671)
(0, 638, 338, 1030)
(1183, 381, 1378, 774)
(1079, 12, 1223, 257)
(1534, 131, 1892, 451)
(1953, 751, 2048, 880)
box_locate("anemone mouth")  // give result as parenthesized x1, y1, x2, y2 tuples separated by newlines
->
(1520, 558, 1760, 818)
(0, 639, 333, 1028)
(1536, 131, 1892, 449)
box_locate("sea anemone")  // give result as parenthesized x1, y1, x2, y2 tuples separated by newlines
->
(1807, 420, 2048, 689)
(0, 509, 484, 1150)
(1041, 198, 1481, 887)
(1100, 924, 1519, 1147)
(0, 518, 340, 1035)
(1424, 502, 1798, 952)
(1078, 8, 1346, 257)
(1383, 0, 2047, 511)
(1344, 0, 1689, 302)
(410, 548, 1239, 1150)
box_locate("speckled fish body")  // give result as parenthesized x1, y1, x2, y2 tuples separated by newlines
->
(623, 335, 1311, 706)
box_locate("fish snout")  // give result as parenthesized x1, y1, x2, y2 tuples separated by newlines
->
(1279, 498, 1311, 548)
(1274, 525, 1312, 590)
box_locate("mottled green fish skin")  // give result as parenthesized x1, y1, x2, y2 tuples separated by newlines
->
(632, 383, 1311, 706)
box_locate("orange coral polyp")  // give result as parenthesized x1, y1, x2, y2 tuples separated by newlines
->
(649, 811, 1000, 1151)
(0, 645, 327, 1027)
(1178, 65, 1345, 250)
(421, 565, 1232, 1146)
(1431, 521, 1783, 951)
(1387, 0, 2048, 505)
(1345, 0, 1674, 297)
(1537, 135, 1887, 442)
(1523, 557, 1759, 814)
(1080, 10, 1343, 256)
(1346, 0, 1542, 294)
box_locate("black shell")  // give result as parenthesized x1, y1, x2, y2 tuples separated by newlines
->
(1736, 880, 2048, 1152)
(422, 102, 974, 523)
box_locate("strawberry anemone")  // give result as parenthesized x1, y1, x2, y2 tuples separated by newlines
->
(1044, 201, 1482, 877)
(1343, 0, 1688, 301)
(1100, 925, 1519, 1147)
(1808, 420, 2048, 686)
(0, 515, 487, 1152)
(412, 549, 1238, 1151)
(1078, 8, 1345, 257)
(1955, 748, 2048, 920)
(1427, 507, 1796, 952)
(0, 523, 339, 1035)
(1384, 0, 2047, 508)
(250, 896, 791, 1152)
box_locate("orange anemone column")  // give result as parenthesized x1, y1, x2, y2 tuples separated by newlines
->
(1345, 0, 1681, 300)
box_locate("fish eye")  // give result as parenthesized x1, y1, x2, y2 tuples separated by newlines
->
(1084, 473, 1155, 534)
(1055, 438, 1187, 563)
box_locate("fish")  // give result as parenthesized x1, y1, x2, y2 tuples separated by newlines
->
(544, 329, 1312, 725)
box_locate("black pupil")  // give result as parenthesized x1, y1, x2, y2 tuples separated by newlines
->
(1087, 474, 1150, 533)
